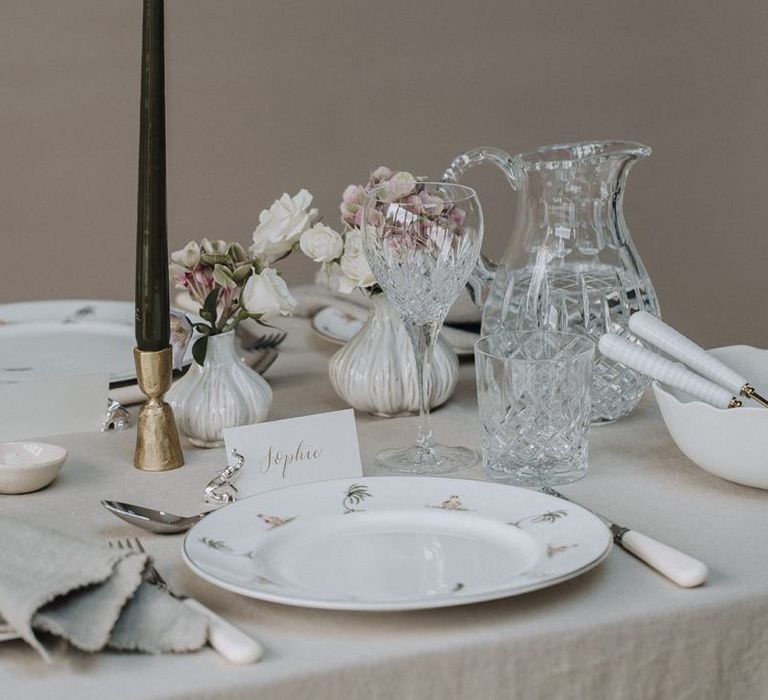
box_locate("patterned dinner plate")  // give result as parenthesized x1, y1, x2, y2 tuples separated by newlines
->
(183, 477, 612, 611)
(0, 300, 193, 384)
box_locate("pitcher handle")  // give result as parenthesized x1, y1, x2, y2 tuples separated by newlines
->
(442, 146, 520, 189)
(441, 147, 520, 307)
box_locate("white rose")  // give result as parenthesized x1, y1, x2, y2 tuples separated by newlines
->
(339, 229, 377, 292)
(299, 224, 344, 263)
(250, 189, 319, 262)
(241, 268, 297, 319)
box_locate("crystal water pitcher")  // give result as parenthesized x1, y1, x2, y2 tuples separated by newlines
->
(443, 141, 660, 422)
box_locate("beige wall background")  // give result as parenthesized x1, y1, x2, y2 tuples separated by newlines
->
(1, 0, 766, 347)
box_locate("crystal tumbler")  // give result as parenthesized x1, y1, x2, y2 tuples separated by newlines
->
(475, 330, 595, 486)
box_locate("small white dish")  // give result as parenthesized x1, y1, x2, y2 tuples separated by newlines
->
(653, 344, 768, 490)
(183, 476, 611, 611)
(0, 442, 68, 494)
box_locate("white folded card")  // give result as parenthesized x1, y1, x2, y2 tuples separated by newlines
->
(223, 409, 363, 497)
(0, 373, 109, 441)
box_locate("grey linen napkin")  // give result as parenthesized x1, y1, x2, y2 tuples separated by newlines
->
(0, 516, 207, 660)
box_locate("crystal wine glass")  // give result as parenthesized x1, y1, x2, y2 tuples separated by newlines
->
(361, 181, 483, 473)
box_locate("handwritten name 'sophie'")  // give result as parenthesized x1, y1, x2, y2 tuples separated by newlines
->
(262, 441, 322, 478)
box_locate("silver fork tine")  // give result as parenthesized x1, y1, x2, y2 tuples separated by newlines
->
(108, 539, 167, 590)
(238, 325, 287, 351)
(133, 538, 170, 591)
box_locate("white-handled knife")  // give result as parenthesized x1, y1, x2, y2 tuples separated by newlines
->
(541, 487, 708, 588)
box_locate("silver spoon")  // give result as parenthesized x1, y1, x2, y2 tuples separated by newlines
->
(101, 499, 210, 534)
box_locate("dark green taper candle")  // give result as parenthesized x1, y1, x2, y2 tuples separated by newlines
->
(135, 0, 169, 350)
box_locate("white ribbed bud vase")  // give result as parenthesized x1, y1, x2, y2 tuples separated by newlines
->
(329, 294, 459, 417)
(167, 331, 272, 448)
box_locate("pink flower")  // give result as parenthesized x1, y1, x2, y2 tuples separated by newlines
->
(342, 184, 362, 204)
(376, 171, 417, 202)
(450, 206, 466, 227)
(186, 268, 216, 307)
(402, 194, 423, 215)
(368, 166, 393, 186)
(340, 185, 367, 227)
(419, 191, 445, 214)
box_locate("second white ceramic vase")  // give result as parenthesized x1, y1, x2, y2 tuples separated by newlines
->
(329, 295, 459, 416)
(167, 331, 272, 448)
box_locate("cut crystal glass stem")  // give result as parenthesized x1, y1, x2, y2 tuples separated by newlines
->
(404, 320, 439, 450)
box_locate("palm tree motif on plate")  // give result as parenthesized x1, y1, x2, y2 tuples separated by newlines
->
(200, 537, 235, 553)
(342, 483, 373, 513)
(199, 537, 278, 585)
(509, 510, 567, 528)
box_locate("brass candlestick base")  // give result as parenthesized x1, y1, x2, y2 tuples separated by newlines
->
(133, 346, 184, 471)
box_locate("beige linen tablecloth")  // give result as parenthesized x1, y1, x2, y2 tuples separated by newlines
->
(1, 316, 767, 700)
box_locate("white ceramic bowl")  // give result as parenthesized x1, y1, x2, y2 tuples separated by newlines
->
(0, 442, 67, 494)
(652, 345, 768, 489)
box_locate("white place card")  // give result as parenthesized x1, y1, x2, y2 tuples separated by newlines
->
(223, 409, 363, 497)
(0, 373, 109, 441)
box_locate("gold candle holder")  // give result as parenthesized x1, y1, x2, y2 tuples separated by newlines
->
(133, 346, 184, 471)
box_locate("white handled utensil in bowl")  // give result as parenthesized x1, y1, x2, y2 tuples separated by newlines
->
(628, 311, 768, 409)
(598, 334, 742, 409)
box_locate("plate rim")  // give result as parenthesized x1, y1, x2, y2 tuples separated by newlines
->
(0, 298, 194, 383)
(310, 305, 365, 346)
(182, 476, 612, 611)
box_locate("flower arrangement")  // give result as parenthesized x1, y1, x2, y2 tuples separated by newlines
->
(170, 190, 321, 365)
(298, 167, 467, 294)
(299, 166, 420, 296)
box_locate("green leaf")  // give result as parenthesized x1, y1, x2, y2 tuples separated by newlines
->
(192, 336, 209, 366)
(201, 288, 219, 323)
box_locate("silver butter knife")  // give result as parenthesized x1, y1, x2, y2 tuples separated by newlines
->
(541, 487, 708, 588)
